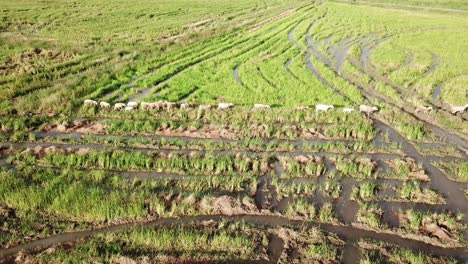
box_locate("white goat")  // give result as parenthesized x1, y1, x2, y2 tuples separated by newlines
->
(315, 104, 334, 112)
(415, 105, 433, 113)
(127, 102, 138, 109)
(218, 103, 234, 109)
(140, 102, 150, 110)
(342, 108, 354, 113)
(84, 99, 98, 106)
(180, 103, 192, 109)
(359, 105, 379, 114)
(253, 104, 270, 109)
(199, 105, 212, 110)
(165, 102, 177, 110)
(99, 102, 110, 108)
(150, 101, 165, 110)
(451, 104, 468, 114)
(114, 103, 126, 111)
(124, 106, 134, 112)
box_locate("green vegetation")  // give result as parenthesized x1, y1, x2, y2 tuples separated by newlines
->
(359, 239, 458, 264)
(356, 203, 383, 228)
(1, 0, 467, 261)
(396, 182, 445, 204)
(434, 161, 468, 183)
(37, 224, 257, 262)
(399, 209, 466, 245)
(351, 182, 378, 202)
(336, 158, 376, 179)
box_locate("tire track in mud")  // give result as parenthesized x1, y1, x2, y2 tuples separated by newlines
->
(408, 52, 439, 89)
(334, 0, 468, 14)
(353, 34, 468, 123)
(431, 73, 468, 116)
(353, 43, 468, 131)
(334, 37, 357, 74)
(288, 22, 306, 52)
(256, 67, 279, 90)
(385, 49, 414, 78)
(233, 65, 244, 86)
(346, 52, 468, 150)
(299, 32, 468, 222)
(283, 59, 300, 81)
(1, 215, 467, 262)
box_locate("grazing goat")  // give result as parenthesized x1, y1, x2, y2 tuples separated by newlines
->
(451, 104, 468, 114)
(84, 99, 98, 106)
(124, 106, 134, 111)
(127, 102, 138, 109)
(218, 103, 234, 109)
(180, 103, 192, 109)
(342, 108, 354, 113)
(199, 105, 212, 110)
(415, 105, 433, 113)
(140, 102, 151, 110)
(253, 104, 270, 109)
(151, 101, 165, 110)
(114, 103, 126, 111)
(315, 104, 334, 112)
(295, 105, 309, 110)
(359, 105, 378, 114)
(99, 102, 110, 108)
(165, 102, 177, 110)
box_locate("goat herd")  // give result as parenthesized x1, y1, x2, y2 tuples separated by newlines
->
(83, 99, 382, 115)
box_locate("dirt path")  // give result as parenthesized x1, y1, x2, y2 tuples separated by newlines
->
(342, 242, 360, 264)
(1, 215, 467, 262)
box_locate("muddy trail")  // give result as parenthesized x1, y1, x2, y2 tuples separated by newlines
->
(373, 120, 468, 216)
(288, 22, 306, 52)
(342, 243, 360, 264)
(431, 74, 468, 116)
(302, 31, 468, 157)
(1, 214, 467, 263)
(360, 47, 467, 123)
(334, 37, 356, 74)
(283, 59, 301, 81)
(297, 29, 468, 217)
(432, 83, 442, 101)
(344, 49, 468, 151)
(233, 65, 244, 86)
(308, 30, 467, 147)
(350, 37, 468, 142)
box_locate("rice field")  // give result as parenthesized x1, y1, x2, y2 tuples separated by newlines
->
(0, 0, 467, 263)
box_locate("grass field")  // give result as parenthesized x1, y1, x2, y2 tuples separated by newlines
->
(0, 0, 467, 263)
